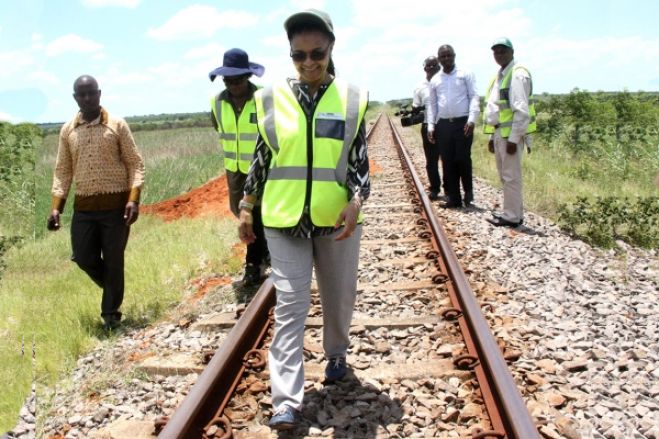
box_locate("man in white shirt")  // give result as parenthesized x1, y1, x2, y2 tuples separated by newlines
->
(482, 37, 536, 227)
(412, 56, 441, 199)
(427, 45, 480, 208)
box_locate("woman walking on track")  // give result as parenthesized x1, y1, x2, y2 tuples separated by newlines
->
(237, 8, 370, 430)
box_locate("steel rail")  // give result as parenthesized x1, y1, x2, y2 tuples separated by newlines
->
(158, 278, 276, 438)
(158, 113, 383, 438)
(386, 114, 539, 439)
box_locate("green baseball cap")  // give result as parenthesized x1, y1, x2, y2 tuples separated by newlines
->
(491, 37, 513, 50)
(284, 9, 334, 39)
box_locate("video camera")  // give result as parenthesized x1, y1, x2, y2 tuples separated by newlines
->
(395, 106, 425, 127)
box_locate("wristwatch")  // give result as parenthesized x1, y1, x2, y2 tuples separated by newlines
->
(239, 200, 254, 211)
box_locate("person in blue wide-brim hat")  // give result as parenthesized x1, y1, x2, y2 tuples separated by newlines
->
(209, 48, 269, 288)
(208, 48, 264, 81)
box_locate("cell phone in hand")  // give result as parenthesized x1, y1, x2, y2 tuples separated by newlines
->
(47, 217, 59, 231)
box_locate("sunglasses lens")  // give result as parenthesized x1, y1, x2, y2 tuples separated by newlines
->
(310, 50, 326, 61)
(290, 46, 329, 62)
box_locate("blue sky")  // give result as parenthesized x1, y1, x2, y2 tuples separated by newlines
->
(1, 0, 658, 123)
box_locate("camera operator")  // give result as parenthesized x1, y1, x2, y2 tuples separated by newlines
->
(413, 56, 441, 200)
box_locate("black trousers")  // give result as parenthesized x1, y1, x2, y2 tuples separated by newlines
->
(226, 170, 269, 267)
(436, 117, 473, 204)
(246, 206, 267, 266)
(420, 123, 441, 193)
(71, 209, 129, 320)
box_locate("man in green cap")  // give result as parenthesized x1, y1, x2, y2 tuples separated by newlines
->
(482, 37, 536, 227)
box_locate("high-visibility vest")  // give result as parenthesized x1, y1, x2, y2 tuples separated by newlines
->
(483, 64, 536, 137)
(210, 89, 260, 173)
(254, 79, 368, 228)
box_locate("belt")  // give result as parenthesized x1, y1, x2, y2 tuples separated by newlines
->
(439, 116, 468, 123)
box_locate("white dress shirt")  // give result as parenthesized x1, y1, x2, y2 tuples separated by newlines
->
(426, 66, 480, 132)
(484, 59, 533, 145)
(412, 78, 431, 123)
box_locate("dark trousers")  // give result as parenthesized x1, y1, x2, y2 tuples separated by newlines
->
(436, 117, 473, 204)
(71, 209, 129, 320)
(420, 123, 441, 193)
(226, 170, 269, 267)
(246, 206, 268, 266)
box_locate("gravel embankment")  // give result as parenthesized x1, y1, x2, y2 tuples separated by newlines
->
(6, 122, 658, 439)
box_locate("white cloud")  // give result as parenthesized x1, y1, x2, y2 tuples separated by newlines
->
(81, 0, 140, 8)
(0, 111, 19, 123)
(0, 50, 35, 80)
(104, 71, 153, 86)
(147, 5, 259, 40)
(184, 43, 225, 60)
(31, 33, 44, 49)
(28, 71, 60, 85)
(46, 34, 103, 57)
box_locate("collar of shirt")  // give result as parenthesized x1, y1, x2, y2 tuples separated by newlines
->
(440, 67, 457, 77)
(287, 77, 334, 116)
(498, 59, 516, 80)
(74, 107, 108, 128)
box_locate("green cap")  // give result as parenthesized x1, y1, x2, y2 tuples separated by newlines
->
(284, 9, 334, 38)
(491, 37, 513, 50)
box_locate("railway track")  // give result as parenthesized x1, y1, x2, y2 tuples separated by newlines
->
(157, 114, 540, 438)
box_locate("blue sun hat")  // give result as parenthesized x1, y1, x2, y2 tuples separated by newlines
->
(208, 48, 265, 81)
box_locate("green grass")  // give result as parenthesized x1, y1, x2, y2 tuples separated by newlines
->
(470, 131, 658, 219)
(0, 214, 241, 430)
(2, 125, 231, 431)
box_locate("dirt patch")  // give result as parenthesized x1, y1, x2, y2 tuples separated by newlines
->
(188, 276, 233, 302)
(141, 175, 233, 222)
(370, 158, 383, 174)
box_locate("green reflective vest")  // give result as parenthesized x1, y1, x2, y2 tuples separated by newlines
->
(210, 89, 260, 173)
(483, 64, 536, 137)
(254, 79, 368, 228)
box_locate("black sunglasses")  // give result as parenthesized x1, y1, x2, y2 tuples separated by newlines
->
(424, 64, 438, 70)
(290, 44, 331, 62)
(223, 75, 249, 85)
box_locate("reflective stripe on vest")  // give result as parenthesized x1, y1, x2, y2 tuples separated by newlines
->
(255, 79, 368, 228)
(483, 64, 537, 137)
(210, 92, 259, 173)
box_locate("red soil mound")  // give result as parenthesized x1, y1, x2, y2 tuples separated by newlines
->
(143, 161, 382, 223)
(141, 175, 233, 221)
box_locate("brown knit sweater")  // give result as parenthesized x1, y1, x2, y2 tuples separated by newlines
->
(51, 108, 145, 211)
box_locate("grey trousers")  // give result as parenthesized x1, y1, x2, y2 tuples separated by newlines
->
(265, 225, 362, 411)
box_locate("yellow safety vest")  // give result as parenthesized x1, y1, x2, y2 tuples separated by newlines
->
(210, 88, 260, 173)
(254, 79, 368, 228)
(483, 64, 536, 137)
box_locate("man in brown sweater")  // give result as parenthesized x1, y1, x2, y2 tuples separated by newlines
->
(48, 75, 145, 331)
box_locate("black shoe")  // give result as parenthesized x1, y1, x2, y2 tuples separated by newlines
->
(486, 216, 523, 228)
(440, 201, 462, 209)
(463, 200, 473, 208)
(102, 314, 121, 331)
(238, 263, 262, 287)
(428, 191, 439, 201)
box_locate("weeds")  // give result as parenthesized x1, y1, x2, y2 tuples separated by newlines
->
(558, 196, 659, 249)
